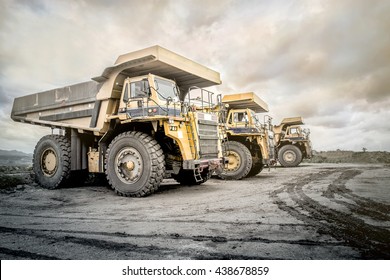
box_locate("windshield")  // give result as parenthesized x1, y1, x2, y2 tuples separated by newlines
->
(154, 78, 178, 101)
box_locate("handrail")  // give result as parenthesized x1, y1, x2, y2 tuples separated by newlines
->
(186, 86, 219, 112)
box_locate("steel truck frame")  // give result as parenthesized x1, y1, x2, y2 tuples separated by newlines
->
(11, 46, 224, 197)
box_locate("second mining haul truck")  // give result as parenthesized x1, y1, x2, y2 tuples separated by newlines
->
(218, 93, 276, 180)
(11, 46, 225, 197)
(273, 117, 312, 167)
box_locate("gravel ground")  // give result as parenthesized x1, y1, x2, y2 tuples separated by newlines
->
(0, 163, 389, 260)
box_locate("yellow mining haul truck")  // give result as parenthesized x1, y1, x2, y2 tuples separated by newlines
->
(218, 92, 276, 180)
(11, 46, 225, 197)
(274, 117, 312, 167)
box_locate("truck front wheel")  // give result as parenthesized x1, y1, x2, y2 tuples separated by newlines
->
(33, 135, 71, 189)
(218, 141, 252, 180)
(278, 145, 302, 167)
(105, 131, 165, 197)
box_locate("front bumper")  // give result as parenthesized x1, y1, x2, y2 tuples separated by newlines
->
(182, 157, 228, 171)
(263, 158, 277, 166)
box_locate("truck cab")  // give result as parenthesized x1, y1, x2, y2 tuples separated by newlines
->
(227, 108, 262, 133)
(118, 74, 181, 118)
(225, 107, 275, 165)
(284, 125, 308, 141)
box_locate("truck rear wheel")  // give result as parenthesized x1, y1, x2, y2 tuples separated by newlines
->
(278, 145, 302, 167)
(33, 135, 71, 189)
(246, 160, 263, 177)
(105, 131, 165, 197)
(218, 141, 252, 180)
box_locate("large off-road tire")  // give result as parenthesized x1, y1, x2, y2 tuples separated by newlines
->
(105, 131, 165, 197)
(172, 169, 210, 186)
(218, 141, 252, 180)
(278, 144, 302, 167)
(246, 159, 264, 177)
(33, 135, 71, 189)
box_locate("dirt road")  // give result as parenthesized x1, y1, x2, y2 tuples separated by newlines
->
(0, 163, 389, 259)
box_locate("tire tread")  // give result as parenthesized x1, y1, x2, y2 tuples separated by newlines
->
(105, 131, 165, 197)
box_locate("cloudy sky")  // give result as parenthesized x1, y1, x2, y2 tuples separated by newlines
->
(1, 0, 389, 153)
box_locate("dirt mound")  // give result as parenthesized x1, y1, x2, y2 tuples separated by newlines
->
(305, 151, 390, 164)
(0, 166, 33, 190)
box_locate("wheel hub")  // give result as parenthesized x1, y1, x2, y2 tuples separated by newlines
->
(115, 148, 143, 184)
(126, 161, 135, 171)
(41, 148, 58, 177)
(226, 151, 241, 172)
(283, 151, 296, 163)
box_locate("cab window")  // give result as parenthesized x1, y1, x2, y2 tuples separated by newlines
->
(290, 128, 298, 134)
(130, 79, 149, 98)
(154, 78, 177, 100)
(234, 112, 248, 123)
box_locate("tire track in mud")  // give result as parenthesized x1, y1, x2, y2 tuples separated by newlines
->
(0, 246, 60, 260)
(0, 212, 333, 227)
(0, 224, 344, 260)
(270, 167, 390, 259)
(0, 226, 175, 259)
(0, 226, 265, 260)
(323, 170, 390, 221)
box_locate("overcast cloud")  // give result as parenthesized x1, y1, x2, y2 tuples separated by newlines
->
(0, 0, 389, 153)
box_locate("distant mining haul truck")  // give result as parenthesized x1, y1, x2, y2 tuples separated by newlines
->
(11, 46, 225, 197)
(274, 117, 312, 167)
(218, 93, 276, 180)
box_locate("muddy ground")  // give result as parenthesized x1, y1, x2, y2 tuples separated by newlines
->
(0, 163, 389, 260)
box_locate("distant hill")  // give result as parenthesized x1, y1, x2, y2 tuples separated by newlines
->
(0, 149, 33, 166)
(0, 150, 32, 157)
(305, 151, 390, 164)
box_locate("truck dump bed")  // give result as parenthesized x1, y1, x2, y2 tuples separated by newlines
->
(93, 46, 221, 93)
(279, 117, 304, 126)
(11, 46, 221, 133)
(274, 117, 305, 133)
(222, 92, 269, 113)
(11, 81, 102, 130)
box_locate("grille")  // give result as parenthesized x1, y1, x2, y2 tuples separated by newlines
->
(198, 119, 219, 158)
